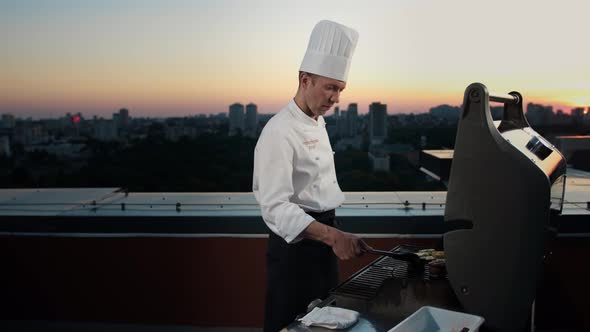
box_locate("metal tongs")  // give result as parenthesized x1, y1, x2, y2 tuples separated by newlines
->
(362, 248, 424, 268)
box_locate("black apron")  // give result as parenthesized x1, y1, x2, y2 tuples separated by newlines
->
(263, 210, 339, 332)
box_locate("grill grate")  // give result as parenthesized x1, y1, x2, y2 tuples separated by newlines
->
(331, 245, 434, 300)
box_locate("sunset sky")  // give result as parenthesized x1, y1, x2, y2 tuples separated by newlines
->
(1, 0, 589, 118)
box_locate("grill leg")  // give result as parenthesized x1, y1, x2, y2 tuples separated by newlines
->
(530, 300, 536, 332)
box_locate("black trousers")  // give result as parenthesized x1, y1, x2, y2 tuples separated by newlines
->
(263, 210, 339, 332)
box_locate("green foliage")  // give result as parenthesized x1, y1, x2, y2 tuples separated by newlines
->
(335, 150, 446, 191)
(2, 134, 447, 192)
(385, 126, 457, 149)
(70, 134, 257, 192)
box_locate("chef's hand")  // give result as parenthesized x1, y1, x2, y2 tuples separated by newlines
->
(328, 229, 362, 260)
(330, 232, 374, 260)
(302, 221, 372, 260)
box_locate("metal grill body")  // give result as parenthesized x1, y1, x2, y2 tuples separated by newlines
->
(327, 245, 461, 327)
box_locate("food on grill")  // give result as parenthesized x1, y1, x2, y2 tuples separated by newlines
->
(416, 249, 434, 258)
(414, 249, 444, 262)
(428, 258, 447, 279)
(429, 258, 445, 265)
(417, 249, 434, 255)
(432, 251, 445, 259)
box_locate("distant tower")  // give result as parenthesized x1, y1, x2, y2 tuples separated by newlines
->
(526, 103, 554, 126)
(112, 113, 120, 127)
(244, 103, 258, 138)
(0, 136, 10, 157)
(339, 110, 348, 137)
(347, 103, 358, 136)
(228, 103, 245, 136)
(1, 114, 15, 128)
(118, 108, 130, 127)
(369, 102, 387, 144)
(571, 107, 585, 126)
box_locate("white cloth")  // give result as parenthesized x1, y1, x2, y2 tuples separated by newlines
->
(253, 100, 345, 243)
(299, 306, 360, 329)
(300, 20, 359, 82)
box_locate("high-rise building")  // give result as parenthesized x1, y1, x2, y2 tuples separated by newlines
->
(338, 110, 348, 137)
(244, 103, 258, 138)
(117, 108, 130, 127)
(347, 103, 358, 136)
(571, 107, 585, 126)
(526, 103, 553, 126)
(228, 103, 245, 136)
(1, 114, 15, 128)
(369, 102, 387, 144)
(553, 110, 570, 126)
(0, 136, 11, 157)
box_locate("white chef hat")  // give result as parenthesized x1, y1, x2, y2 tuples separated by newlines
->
(299, 20, 359, 82)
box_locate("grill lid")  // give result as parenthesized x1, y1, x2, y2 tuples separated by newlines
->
(444, 83, 567, 332)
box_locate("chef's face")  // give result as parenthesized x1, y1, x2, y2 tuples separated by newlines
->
(301, 73, 346, 119)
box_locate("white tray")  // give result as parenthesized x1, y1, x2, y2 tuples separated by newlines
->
(388, 306, 485, 332)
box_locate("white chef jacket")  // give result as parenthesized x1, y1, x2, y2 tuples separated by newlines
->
(253, 99, 345, 243)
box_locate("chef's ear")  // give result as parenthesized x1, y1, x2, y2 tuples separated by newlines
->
(299, 71, 315, 88)
(299, 71, 309, 88)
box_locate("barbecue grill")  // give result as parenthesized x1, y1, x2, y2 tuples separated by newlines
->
(444, 83, 566, 332)
(329, 245, 461, 325)
(284, 83, 566, 332)
(285, 244, 460, 332)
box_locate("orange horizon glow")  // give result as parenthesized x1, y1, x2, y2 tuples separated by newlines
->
(1, 90, 587, 119)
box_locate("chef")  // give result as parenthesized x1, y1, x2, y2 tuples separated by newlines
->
(253, 20, 369, 332)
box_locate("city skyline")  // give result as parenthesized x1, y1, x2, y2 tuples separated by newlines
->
(4, 100, 587, 125)
(2, 0, 589, 118)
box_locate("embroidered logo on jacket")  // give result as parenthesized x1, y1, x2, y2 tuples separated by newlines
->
(303, 139, 319, 150)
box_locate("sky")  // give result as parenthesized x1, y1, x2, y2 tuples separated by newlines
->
(1, 0, 589, 118)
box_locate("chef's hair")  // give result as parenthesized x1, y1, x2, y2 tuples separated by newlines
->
(298, 71, 318, 86)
